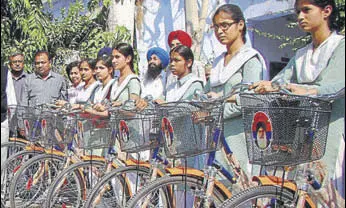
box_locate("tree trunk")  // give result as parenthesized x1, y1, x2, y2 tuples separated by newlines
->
(185, 0, 209, 61)
(107, 0, 136, 43)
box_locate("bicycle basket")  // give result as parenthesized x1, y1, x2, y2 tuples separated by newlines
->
(240, 93, 332, 166)
(75, 114, 113, 150)
(7, 105, 35, 138)
(114, 108, 162, 153)
(158, 101, 223, 159)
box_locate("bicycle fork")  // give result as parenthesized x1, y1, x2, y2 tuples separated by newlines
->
(92, 154, 118, 206)
(192, 166, 218, 208)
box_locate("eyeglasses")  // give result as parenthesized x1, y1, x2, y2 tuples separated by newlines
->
(34, 61, 48, 66)
(211, 21, 238, 31)
(10, 60, 24, 64)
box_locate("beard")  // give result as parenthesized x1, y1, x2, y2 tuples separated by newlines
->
(146, 63, 163, 80)
(257, 134, 267, 149)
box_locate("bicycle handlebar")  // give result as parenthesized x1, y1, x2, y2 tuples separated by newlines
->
(271, 78, 345, 102)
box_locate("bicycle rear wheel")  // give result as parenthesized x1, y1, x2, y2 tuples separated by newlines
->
(9, 153, 65, 208)
(1, 150, 43, 207)
(126, 175, 229, 208)
(84, 166, 152, 208)
(219, 185, 306, 208)
(45, 160, 109, 208)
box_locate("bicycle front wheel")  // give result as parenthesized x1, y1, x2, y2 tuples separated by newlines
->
(219, 185, 300, 207)
(1, 150, 43, 207)
(126, 175, 229, 208)
(9, 153, 65, 208)
(45, 160, 108, 208)
(85, 165, 152, 208)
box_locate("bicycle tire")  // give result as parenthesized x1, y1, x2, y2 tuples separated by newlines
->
(84, 165, 152, 208)
(126, 175, 229, 208)
(1, 150, 43, 207)
(9, 153, 65, 208)
(1, 141, 27, 158)
(45, 160, 108, 208)
(219, 185, 301, 207)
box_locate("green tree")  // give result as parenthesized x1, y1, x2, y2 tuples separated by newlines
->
(1, 0, 131, 75)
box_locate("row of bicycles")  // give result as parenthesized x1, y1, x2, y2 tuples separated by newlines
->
(1, 83, 344, 208)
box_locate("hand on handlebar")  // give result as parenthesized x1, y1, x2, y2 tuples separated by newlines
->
(93, 103, 106, 112)
(55, 100, 68, 107)
(250, 81, 279, 93)
(226, 94, 237, 103)
(135, 98, 148, 111)
(111, 101, 123, 107)
(286, 84, 318, 96)
(207, 92, 222, 99)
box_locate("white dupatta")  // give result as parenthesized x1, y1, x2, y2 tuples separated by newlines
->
(166, 74, 203, 102)
(93, 79, 115, 104)
(210, 46, 268, 87)
(295, 32, 344, 83)
(111, 74, 140, 101)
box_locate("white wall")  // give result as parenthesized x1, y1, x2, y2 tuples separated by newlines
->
(136, 0, 300, 75)
(249, 15, 306, 72)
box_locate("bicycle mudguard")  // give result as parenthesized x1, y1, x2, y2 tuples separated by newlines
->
(165, 167, 232, 198)
(252, 176, 297, 192)
(9, 137, 29, 144)
(25, 144, 45, 152)
(44, 149, 66, 157)
(125, 158, 151, 168)
(125, 159, 166, 177)
(253, 176, 316, 207)
(81, 155, 106, 162)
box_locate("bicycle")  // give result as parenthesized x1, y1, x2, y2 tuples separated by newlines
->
(8, 103, 129, 208)
(125, 83, 253, 208)
(43, 104, 139, 208)
(1, 104, 62, 207)
(1, 105, 46, 156)
(218, 87, 345, 207)
(6, 103, 81, 208)
(83, 100, 171, 208)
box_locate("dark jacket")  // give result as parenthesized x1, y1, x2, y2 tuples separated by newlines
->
(1, 65, 8, 122)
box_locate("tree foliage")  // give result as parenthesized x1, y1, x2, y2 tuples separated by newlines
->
(1, 0, 131, 74)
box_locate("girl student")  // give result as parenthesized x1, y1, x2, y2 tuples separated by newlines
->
(251, 0, 345, 200)
(206, 4, 268, 180)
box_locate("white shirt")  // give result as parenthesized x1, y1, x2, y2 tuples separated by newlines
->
(295, 31, 344, 83)
(7, 70, 17, 106)
(75, 81, 100, 104)
(68, 82, 85, 104)
(93, 79, 115, 104)
(141, 71, 165, 100)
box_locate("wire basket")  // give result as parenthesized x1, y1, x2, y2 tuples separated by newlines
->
(7, 105, 66, 145)
(240, 93, 332, 166)
(113, 107, 162, 153)
(74, 114, 113, 150)
(7, 105, 34, 138)
(158, 101, 223, 159)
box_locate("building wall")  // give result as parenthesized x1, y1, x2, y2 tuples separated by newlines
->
(249, 15, 306, 78)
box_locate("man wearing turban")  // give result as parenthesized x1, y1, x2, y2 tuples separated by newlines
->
(141, 47, 169, 100)
(166, 30, 206, 90)
(168, 30, 193, 49)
